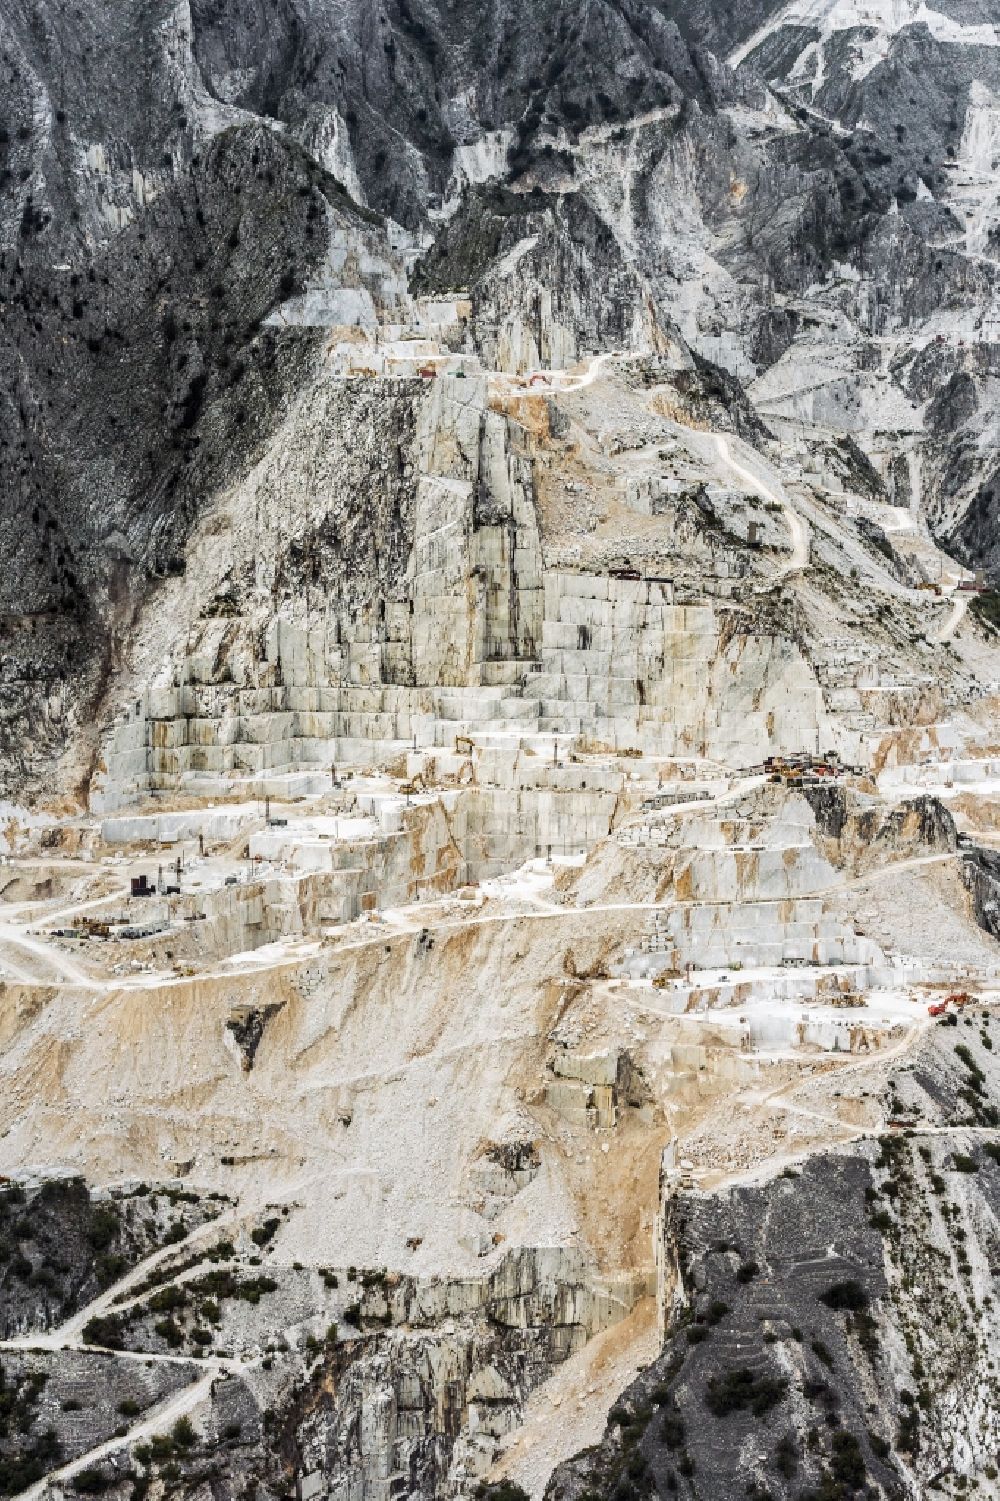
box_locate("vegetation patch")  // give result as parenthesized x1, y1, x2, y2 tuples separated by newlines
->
(704, 1366, 788, 1418)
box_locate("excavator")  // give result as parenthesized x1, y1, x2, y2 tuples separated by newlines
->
(928, 991, 975, 1017)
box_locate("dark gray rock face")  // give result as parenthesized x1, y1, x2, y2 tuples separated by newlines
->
(547, 1019, 1000, 1501)
(548, 1156, 903, 1501)
(871, 796, 958, 859)
(413, 187, 655, 369)
(0, 1348, 193, 1492)
(0, 1177, 223, 1338)
(961, 845, 1000, 942)
(802, 782, 849, 840)
(186, 0, 750, 224)
(0, 111, 361, 790)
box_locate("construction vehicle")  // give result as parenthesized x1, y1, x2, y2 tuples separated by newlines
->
(928, 991, 975, 1017)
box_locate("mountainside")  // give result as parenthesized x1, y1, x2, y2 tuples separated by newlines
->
(3, 4, 1000, 1501)
(5, 0, 1000, 791)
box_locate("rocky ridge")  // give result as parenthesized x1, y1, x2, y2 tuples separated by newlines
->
(2, 2, 1000, 1500)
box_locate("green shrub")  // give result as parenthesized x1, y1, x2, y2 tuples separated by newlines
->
(818, 1280, 869, 1312)
(660, 1409, 685, 1449)
(954, 1045, 985, 1082)
(705, 1367, 788, 1417)
(153, 1318, 184, 1348)
(775, 1432, 798, 1478)
(172, 1416, 195, 1450)
(475, 1484, 529, 1501)
(251, 1217, 280, 1247)
(147, 1286, 186, 1314)
(74, 1467, 110, 1493)
(971, 590, 1000, 634)
(830, 1430, 866, 1486)
(87, 1207, 120, 1252)
(82, 1315, 125, 1350)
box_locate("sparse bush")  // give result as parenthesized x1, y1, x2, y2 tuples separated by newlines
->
(82, 1314, 124, 1350)
(819, 1280, 869, 1312)
(251, 1217, 280, 1247)
(475, 1484, 529, 1501)
(705, 1367, 787, 1417)
(147, 1285, 186, 1314)
(775, 1432, 798, 1478)
(830, 1430, 866, 1486)
(171, 1416, 195, 1450)
(74, 1467, 111, 1493)
(660, 1408, 685, 1449)
(154, 1317, 184, 1348)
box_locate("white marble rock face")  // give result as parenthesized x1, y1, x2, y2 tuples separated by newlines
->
(5, 1, 1000, 1498)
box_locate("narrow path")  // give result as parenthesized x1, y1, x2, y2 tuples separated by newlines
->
(934, 592, 969, 645)
(713, 435, 809, 575)
(727, 0, 797, 67)
(561, 352, 616, 391)
(0, 946, 34, 983)
(28, 888, 132, 927)
(702, 1022, 927, 1192)
(13, 1369, 219, 1501)
(3, 1208, 246, 1501)
(0, 926, 91, 984)
(31, 1209, 236, 1350)
(6, 848, 958, 993)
